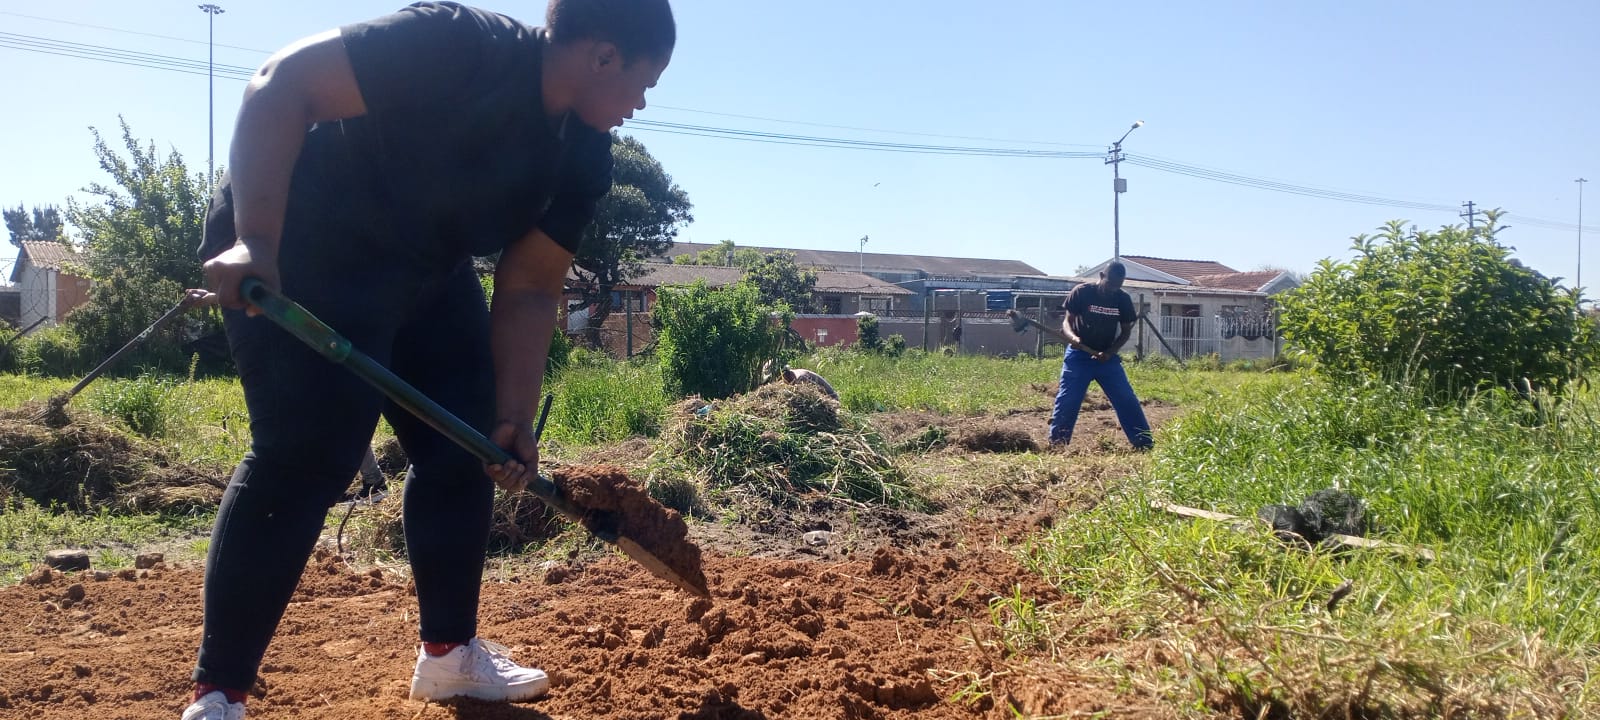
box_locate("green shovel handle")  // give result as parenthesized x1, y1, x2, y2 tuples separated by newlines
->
(239, 278, 584, 527)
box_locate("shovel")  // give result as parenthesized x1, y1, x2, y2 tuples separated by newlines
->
(240, 278, 708, 597)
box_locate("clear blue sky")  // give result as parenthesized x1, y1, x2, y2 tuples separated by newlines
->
(2, 0, 1596, 283)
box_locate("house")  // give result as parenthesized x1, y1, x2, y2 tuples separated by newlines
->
(1075, 255, 1300, 361)
(662, 242, 1079, 355)
(562, 262, 915, 356)
(8, 241, 91, 328)
(664, 241, 1047, 315)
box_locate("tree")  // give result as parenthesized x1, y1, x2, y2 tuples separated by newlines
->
(67, 118, 209, 289)
(4, 205, 64, 247)
(1277, 212, 1599, 398)
(674, 239, 765, 268)
(1254, 264, 1308, 285)
(571, 134, 692, 348)
(60, 119, 217, 373)
(741, 251, 817, 313)
(676, 242, 820, 312)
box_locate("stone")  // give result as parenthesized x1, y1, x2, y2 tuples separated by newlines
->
(44, 550, 90, 571)
(134, 553, 165, 570)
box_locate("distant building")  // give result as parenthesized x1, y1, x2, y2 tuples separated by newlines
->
(9, 241, 91, 328)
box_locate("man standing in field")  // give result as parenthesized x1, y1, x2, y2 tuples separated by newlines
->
(1048, 261, 1153, 451)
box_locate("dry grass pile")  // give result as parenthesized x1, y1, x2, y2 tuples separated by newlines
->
(955, 420, 1039, 453)
(666, 384, 914, 506)
(0, 404, 226, 514)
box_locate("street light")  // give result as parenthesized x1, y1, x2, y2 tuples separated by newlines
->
(1578, 178, 1588, 296)
(198, 4, 225, 189)
(858, 235, 869, 274)
(1106, 120, 1144, 260)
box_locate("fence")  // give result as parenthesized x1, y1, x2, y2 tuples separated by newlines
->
(1146, 314, 1280, 362)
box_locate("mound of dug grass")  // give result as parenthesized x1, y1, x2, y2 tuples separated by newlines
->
(667, 384, 913, 506)
(0, 405, 227, 514)
(955, 420, 1039, 453)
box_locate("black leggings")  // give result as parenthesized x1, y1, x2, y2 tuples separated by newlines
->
(192, 258, 496, 691)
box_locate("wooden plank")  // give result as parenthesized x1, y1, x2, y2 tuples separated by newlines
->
(1153, 501, 1436, 562)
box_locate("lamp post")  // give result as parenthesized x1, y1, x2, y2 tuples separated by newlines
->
(858, 235, 869, 274)
(198, 4, 225, 188)
(1106, 120, 1143, 260)
(1578, 178, 1588, 296)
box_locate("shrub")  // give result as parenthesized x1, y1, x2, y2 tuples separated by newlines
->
(653, 280, 791, 400)
(1278, 215, 1598, 398)
(10, 325, 90, 377)
(856, 314, 883, 352)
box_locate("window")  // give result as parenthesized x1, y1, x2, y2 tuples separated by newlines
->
(821, 295, 843, 314)
(863, 296, 890, 312)
(608, 291, 646, 311)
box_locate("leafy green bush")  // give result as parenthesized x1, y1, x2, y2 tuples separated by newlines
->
(9, 325, 90, 377)
(1278, 216, 1597, 397)
(64, 270, 193, 375)
(884, 333, 907, 357)
(652, 280, 791, 400)
(856, 314, 882, 352)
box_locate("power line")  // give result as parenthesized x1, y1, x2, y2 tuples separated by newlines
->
(626, 120, 1105, 158)
(0, 32, 257, 79)
(0, 10, 271, 54)
(649, 104, 1104, 149)
(3, 24, 1594, 233)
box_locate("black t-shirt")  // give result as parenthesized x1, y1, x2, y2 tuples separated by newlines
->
(201, 1, 613, 267)
(1064, 282, 1135, 351)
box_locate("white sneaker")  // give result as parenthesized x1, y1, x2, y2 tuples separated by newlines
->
(181, 691, 245, 720)
(408, 638, 549, 702)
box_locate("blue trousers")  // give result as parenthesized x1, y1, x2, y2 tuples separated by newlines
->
(1049, 348, 1153, 449)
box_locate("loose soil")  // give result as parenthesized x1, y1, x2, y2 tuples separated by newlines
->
(0, 402, 1185, 719)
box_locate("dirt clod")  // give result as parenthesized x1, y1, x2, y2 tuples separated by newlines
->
(551, 465, 709, 597)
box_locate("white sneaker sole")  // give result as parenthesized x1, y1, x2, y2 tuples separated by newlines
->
(408, 672, 550, 703)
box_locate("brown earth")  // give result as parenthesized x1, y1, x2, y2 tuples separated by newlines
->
(0, 403, 1185, 719)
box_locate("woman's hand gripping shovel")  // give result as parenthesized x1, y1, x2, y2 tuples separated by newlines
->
(240, 278, 709, 597)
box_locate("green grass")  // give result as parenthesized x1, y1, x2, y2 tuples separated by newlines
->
(1020, 375, 1600, 716)
(0, 498, 210, 583)
(805, 349, 1277, 415)
(542, 360, 668, 445)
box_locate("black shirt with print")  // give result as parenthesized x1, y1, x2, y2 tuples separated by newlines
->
(202, 1, 613, 267)
(1064, 283, 1136, 351)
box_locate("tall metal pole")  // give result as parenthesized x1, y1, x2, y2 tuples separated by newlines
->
(1112, 148, 1122, 260)
(858, 235, 868, 274)
(1106, 121, 1142, 260)
(199, 4, 225, 189)
(1578, 178, 1588, 295)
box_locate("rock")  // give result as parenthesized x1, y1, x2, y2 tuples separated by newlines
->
(44, 550, 90, 571)
(134, 553, 165, 569)
(803, 530, 833, 547)
(64, 584, 86, 602)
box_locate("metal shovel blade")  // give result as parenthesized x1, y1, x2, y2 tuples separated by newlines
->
(240, 278, 708, 597)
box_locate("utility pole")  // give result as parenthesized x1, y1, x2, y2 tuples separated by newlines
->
(1106, 121, 1143, 260)
(858, 235, 868, 274)
(198, 4, 225, 189)
(1579, 178, 1588, 295)
(1460, 201, 1478, 233)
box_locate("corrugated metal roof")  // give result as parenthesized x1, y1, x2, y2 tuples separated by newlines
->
(585, 263, 914, 295)
(1120, 255, 1237, 281)
(665, 241, 1044, 278)
(1188, 271, 1284, 292)
(19, 241, 78, 271)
